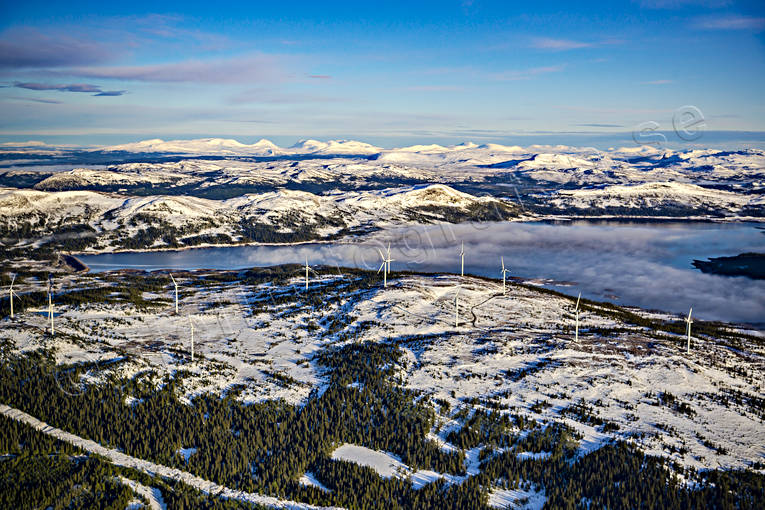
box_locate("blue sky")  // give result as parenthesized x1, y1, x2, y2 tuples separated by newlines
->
(1, 0, 764, 147)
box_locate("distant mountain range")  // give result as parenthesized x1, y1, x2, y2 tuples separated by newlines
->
(0, 139, 762, 255)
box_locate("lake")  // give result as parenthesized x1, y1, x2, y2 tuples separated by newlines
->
(78, 221, 765, 326)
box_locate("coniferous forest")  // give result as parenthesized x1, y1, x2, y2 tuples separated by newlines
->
(1, 333, 763, 509)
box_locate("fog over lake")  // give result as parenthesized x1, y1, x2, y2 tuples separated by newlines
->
(79, 221, 765, 326)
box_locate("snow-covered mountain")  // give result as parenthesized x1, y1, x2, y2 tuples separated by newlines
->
(100, 138, 384, 157)
(1, 139, 762, 254)
(0, 184, 518, 252)
(543, 182, 764, 217)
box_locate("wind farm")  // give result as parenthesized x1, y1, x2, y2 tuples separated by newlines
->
(1, 236, 764, 508)
(1, 1, 764, 508)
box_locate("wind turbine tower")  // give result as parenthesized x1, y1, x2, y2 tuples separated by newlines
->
(377, 247, 393, 287)
(460, 241, 465, 277)
(47, 275, 54, 336)
(170, 274, 179, 314)
(305, 256, 310, 292)
(8, 275, 18, 319)
(684, 307, 693, 353)
(500, 257, 511, 295)
(574, 292, 581, 343)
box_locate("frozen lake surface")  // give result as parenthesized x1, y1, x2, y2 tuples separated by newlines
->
(78, 221, 765, 325)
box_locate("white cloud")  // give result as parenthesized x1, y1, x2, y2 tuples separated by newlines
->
(531, 38, 592, 50)
(63, 54, 287, 84)
(490, 65, 566, 81)
(694, 15, 765, 30)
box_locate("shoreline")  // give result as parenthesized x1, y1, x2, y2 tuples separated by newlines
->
(65, 215, 765, 258)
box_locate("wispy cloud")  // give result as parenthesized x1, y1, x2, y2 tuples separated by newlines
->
(15, 82, 101, 92)
(576, 123, 624, 128)
(531, 38, 592, 50)
(308, 74, 332, 79)
(491, 65, 566, 81)
(406, 85, 464, 92)
(694, 15, 765, 30)
(227, 87, 339, 105)
(130, 13, 230, 51)
(93, 90, 127, 96)
(0, 27, 116, 69)
(13, 81, 126, 96)
(638, 0, 730, 8)
(4, 96, 62, 104)
(66, 54, 285, 84)
(642, 79, 674, 85)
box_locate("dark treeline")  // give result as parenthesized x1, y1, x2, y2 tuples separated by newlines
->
(0, 341, 476, 509)
(0, 414, 134, 509)
(2, 344, 763, 509)
(0, 413, 266, 509)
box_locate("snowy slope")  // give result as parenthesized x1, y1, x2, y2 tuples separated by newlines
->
(0, 184, 516, 251)
(3, 271, 762, 476)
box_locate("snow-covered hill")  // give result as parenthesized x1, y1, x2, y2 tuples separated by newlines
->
(2, 270, 762, 481)
(0, 184, 518, 252)
(2, 140, 763, 246)
(100, 138, 384, 157)
(543, 181, 764, 217)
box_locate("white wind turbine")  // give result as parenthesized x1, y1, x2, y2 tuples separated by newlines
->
(377, 247, 394, 287)
(460, 241, 465, 277)
(47, 275, 54, 336)
(8, 274, 18, 319)
(684, 307, 693, 353)
(305, 256, 310, 291)
(574, 292, 581, 343)
(170, 274, 179, 314)
(500, 257, 511, 295)
(454, 285, 462, 327)
(188, 315, 195, 362)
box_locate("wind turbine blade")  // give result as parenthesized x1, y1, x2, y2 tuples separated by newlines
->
(576, 292, 581, 310)
(10, 275, 15, 286)
(688, 307, 692, 320)
(377, 262, 385, 273)
(501, 257, 505, 271)
(170, 274, 177, 285)
(378, 249, 385, 261)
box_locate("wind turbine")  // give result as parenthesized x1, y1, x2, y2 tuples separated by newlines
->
(47, 275, 54, 336)
(377, 247, 393, 287)
(684, 307, 693, 353)
(188, 315, 195, 361)
(454, 285, 461, 327)
(574, 292, 581, 343)
(305, 256, 310, 292)
(500, 257, 511, 295)
(170, 274, 179, 314)
(460, 241, 465, 277)
(8, 274, 18, 319)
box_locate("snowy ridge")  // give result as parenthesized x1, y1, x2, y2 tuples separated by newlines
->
(101, 138, 384, 156)
(4, 272, 762, 481)
(0, 184, 514, 251)
(547, 181, 763, 211)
